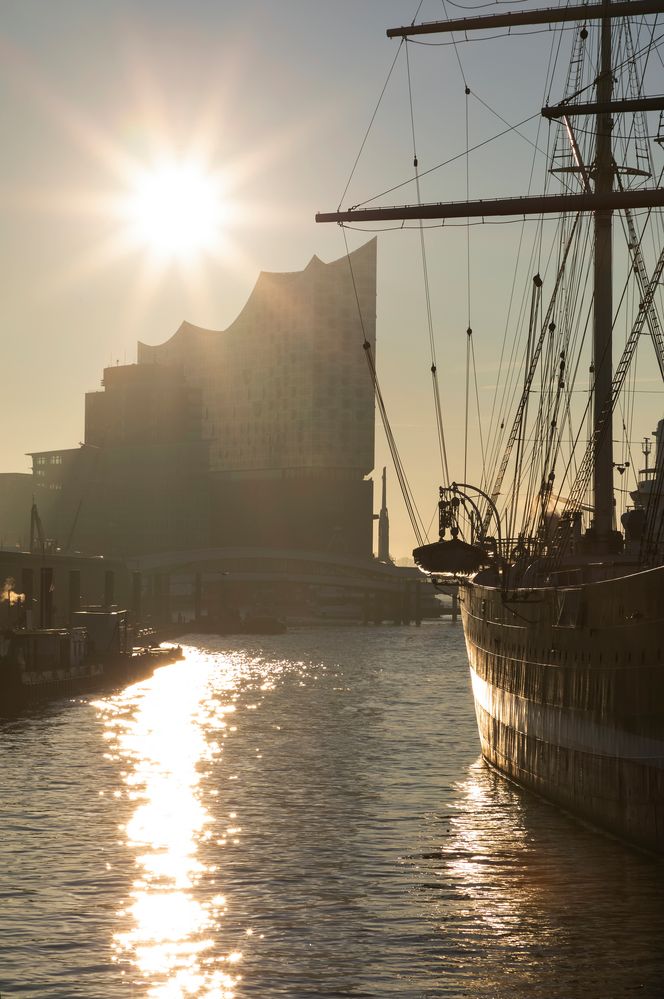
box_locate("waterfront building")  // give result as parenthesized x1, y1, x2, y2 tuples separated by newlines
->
(138, 238, 377, 556)
(2, 239, 438, 625)
(0, 548, 130, 629)
(29, 363, 209, 557)
(25, 239, 377, 560)
(0, 473, 33, 549)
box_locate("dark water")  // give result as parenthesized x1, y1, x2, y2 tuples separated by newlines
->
(1, 622, 663, 998)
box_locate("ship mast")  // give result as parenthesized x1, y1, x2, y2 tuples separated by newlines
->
(593, 1, 614, 539)
(316, 0, 664, 547)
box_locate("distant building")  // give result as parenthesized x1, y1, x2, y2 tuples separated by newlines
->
(85, 362, 203, 448)
(0, 473, 33, 549)
(138, 238, 377, 556)
(25, 239, 377, 559)
(0, 548, 130, 629)
(139, 239, 376, 477)
(30, 363, 209, 556)
(27, 447, 92, 552)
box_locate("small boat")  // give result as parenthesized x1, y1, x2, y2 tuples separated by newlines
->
(0, 608, 182, 712)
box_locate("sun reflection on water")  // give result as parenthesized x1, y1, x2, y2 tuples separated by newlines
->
(442, 761, 547, 940)
(96, 648, 243, 997)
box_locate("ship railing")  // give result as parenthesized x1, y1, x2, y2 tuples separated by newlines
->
(637, 468, 658, 488)
(503, 536, 541, 561)
(542, 566, 585, 585)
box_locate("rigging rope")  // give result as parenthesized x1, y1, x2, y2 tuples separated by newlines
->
(351, 30, 664, 212)
(335, 9, 664, 562)
(342, 228, 427, 549)
(333, 2, 437, 552)
(464, 80, 472, 485)
(464, 328, 471, 484)
(440, 1, 488, 495)
(405, 40, 450, 485)
(337, 42, 404, 211)
(483, 214, 582, 533)
(476, 25, 557, 509)
(552, 244, 664, 559)
(470, 333, 487, 482)
(349, 110, 542, 210)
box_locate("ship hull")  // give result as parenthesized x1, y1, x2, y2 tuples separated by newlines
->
(461, 564, 664, 852)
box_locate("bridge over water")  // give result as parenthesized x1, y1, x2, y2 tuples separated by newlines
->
(127, 547, 432, 625)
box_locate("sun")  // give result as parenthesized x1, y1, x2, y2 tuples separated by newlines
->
(121, 159, 230, 263)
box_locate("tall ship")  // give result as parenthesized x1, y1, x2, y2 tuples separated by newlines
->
(317, 2, 664, 851)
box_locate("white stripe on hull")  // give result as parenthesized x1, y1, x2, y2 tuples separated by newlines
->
(468, 662, 664, 766)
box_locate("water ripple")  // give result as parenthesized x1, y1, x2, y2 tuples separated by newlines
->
(0, 623, 662, 997)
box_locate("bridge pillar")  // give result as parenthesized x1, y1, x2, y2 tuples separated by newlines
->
(398, 587, 406, 623)
(39, 567, 54, 629)
(131, 572, 142, 624)
(103, 569, 115, 609)
(390, 586, 400, 624)
(399, 583, 410, 625)
(193, 572, 202, 623)
(152, 572, 171, 625)
(68, 570, 81, 624)
(162, 573, 171, 624)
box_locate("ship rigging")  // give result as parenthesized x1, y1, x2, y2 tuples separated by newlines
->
(317, 1, 664, 852)
(319, 0, 664, 566)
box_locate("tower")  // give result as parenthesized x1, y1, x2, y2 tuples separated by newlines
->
(378, 466, 390, 562)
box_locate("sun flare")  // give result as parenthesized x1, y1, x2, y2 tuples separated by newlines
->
(121, 159, 230, 263)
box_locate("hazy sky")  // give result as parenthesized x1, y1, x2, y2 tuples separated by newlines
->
(2, 1, 663, 557)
